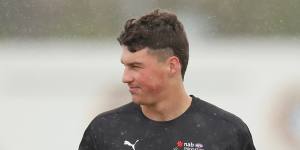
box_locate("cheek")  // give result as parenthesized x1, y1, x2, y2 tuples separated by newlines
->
(138, 70, 166, 92)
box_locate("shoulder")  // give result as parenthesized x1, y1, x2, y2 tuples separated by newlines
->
(88, 102, 140, 128)
(191, 95, 255, 148)
(98, 102, 138, 117)
(191, 95, 251, 133)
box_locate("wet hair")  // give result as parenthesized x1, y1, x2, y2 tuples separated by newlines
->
(117, 9, 189, 79)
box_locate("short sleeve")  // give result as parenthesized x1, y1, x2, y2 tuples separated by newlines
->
(78, 124, 98, 150)
(240, 126, 256, 150)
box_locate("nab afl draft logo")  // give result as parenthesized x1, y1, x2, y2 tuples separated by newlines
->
(173, 140, 204, 150)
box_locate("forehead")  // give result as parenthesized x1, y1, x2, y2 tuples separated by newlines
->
(121, 46, 154, 64)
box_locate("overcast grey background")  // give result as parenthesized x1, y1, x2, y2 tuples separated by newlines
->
(1, 1, 300, 150)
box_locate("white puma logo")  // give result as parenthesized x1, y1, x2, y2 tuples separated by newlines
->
(124, 139, 139, 150)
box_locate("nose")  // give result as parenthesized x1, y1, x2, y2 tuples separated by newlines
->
(122, 68, 133, 83)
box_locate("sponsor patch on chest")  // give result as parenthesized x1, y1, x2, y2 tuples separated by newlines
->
(173, 140, 204, 150)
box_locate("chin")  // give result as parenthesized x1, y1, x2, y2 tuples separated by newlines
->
(132, 98, 154, 106)
(132, 98, 143, 105)
(131, 96, 147, 105)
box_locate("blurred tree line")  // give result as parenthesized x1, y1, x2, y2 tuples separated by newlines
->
(0, 0, 300, 39)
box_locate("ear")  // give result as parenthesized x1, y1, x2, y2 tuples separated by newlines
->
(168, 56, 181, 76)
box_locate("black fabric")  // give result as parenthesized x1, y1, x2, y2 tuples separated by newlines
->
(79, 95, 256, 150)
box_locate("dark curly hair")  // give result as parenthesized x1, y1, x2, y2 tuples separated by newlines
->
(117, 9, 189, 79)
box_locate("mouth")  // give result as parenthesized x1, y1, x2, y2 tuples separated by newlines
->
(128, 86, 140, 94)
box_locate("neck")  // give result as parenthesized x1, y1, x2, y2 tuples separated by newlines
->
(140, 84, 192, 121)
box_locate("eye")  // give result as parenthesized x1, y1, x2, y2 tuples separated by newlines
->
(130, 64, 142, 70)
(132, 65, 140, 69)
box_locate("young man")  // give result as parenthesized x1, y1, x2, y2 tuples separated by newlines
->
(79, 9, 256, 150)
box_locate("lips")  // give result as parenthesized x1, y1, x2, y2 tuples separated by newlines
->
(128, 86, 140, 94)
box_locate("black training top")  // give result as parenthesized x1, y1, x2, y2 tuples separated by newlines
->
(79, 95, 256, 150)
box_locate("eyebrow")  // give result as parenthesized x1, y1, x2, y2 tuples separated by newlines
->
(120, 59, 143, 66)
